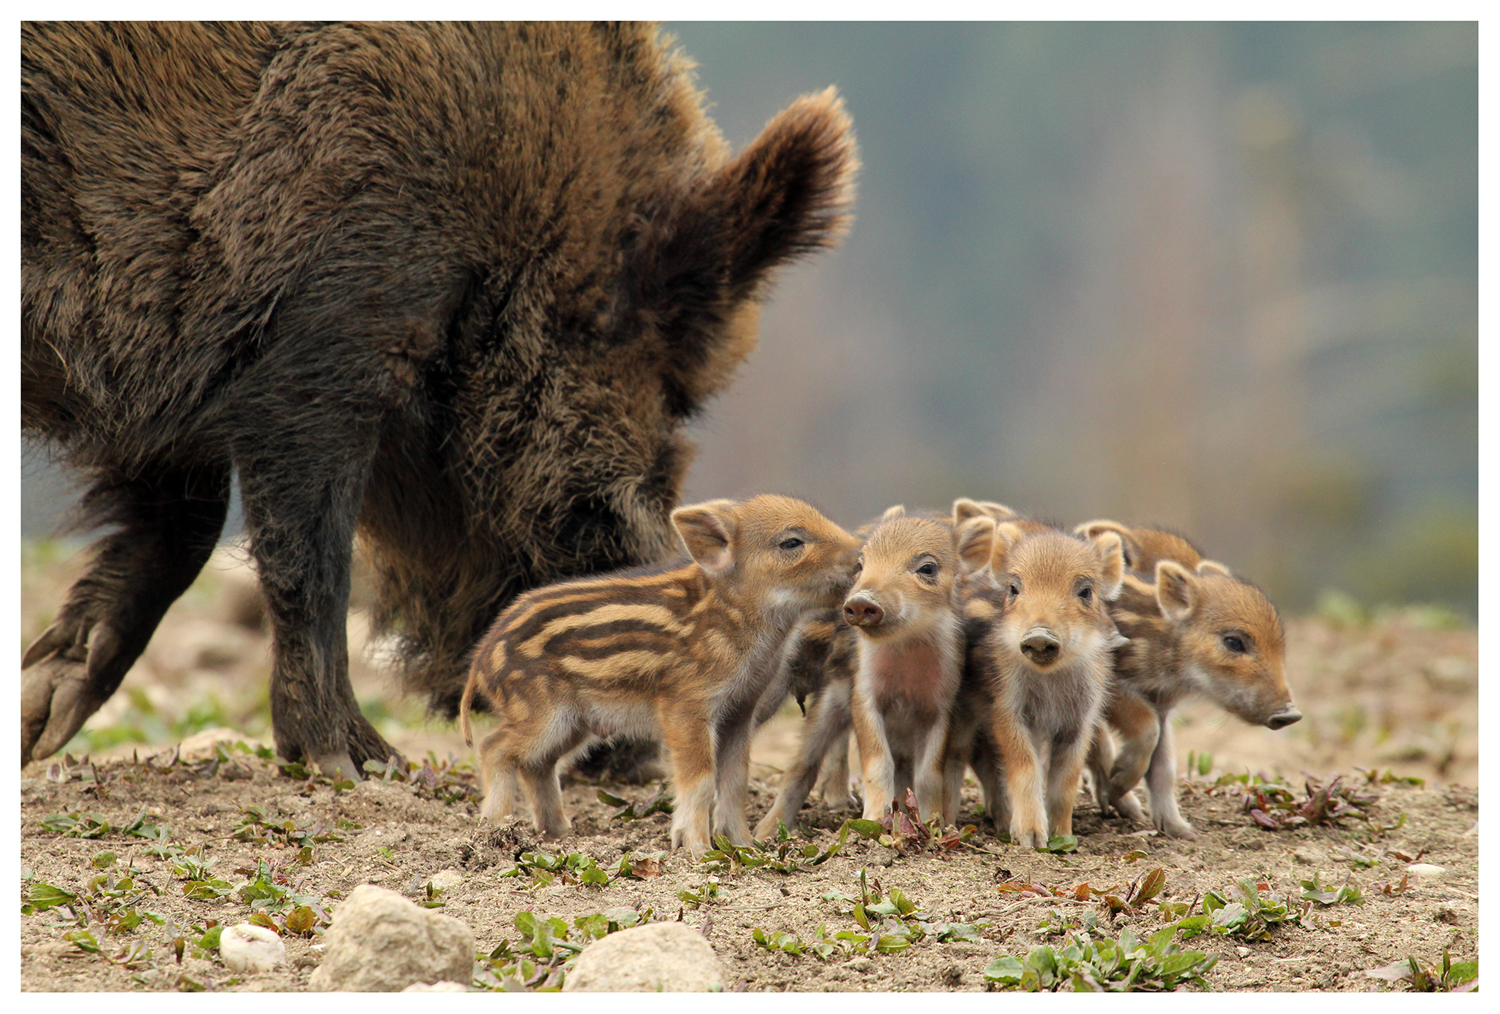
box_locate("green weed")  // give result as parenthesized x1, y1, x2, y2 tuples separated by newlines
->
(1365, 951, 1478, 992)
(983, 924, 1216, 991)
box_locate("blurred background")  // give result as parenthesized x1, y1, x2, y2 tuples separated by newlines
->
(671, 21, 1478, 618)
(20, 22, 1478, 782)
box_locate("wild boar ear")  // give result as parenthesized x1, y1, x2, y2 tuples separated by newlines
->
(633, 88, 856, 416)
(1196, 559, 1233, 578)
(1093, 532, 1127, 601)
(1155, 560, 1197, 622)
(1075, 519, 1139, 571)
(954, 516, 997, 574)
(709, 88, 858, 298)
(672, 499, 739, 574)
(880, 504, 907, 523)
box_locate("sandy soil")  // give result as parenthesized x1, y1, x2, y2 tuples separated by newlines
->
(17, 544, 1480, 992)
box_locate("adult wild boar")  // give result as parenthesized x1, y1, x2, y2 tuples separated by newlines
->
(21, 22, 857, 779)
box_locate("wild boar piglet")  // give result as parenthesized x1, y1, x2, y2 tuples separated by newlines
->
(972, 525, 1128, 848)
(461, 494, 859, 858)
(1084, 544, 1298, 840)
(839, 510, 969, 825)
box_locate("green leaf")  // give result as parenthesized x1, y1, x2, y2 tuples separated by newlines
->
(1045, 835, 1079, 854)
(1134, 868, 1167, 906)
(65, 929, 100, 954)
(1447, 960, 1479, 986)
(982, 955, 1025, 983)
(845, 818, 885, 839)
(874, 934, 911, 954)
(24, 883, 77, 912)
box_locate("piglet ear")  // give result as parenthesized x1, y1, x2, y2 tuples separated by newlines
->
(672, 499, 739, 574)
(954, 516, 997, 575)
(1075, 519, 1139, 572)
(880, 503, 907, 523)
(953, 498, 1018, 526)
(1196, 559, 1233, 578)
(1155, 560, 1197, 622)
(1093, 531, 1127, 601)
(990, 520, 1026, 573)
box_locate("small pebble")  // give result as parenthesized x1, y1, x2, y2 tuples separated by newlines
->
(219, 923, 287, 974)
(1406, 863, 1448, 880)
(429, 868, 465, 892)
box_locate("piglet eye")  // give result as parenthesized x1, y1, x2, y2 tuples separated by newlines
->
(1009, 582, 1021, 597)
(916, 562, 938, 578)
(1222, 634, 1246, 654)
(1078, 585, 1093, 602)
(853, 559, 863, 574)
(779, 537, 804, 551)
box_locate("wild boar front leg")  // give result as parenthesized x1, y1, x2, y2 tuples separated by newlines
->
(1089, 722, 1146, 823)
(1105, 695, 1161, 808)
(236, 417, 398, 782)
(913, 712, 950, 825)
(711, 698, 759, 847)
(992, 707, 1048, 848)
(1145, 714, 1198, 839)
(755, 682, 852, 839)
(815, 727, 856, 810)
(969, 729, 1009, 829)
(851, 691, 897, 821)
(1045, 730, 1092, 838)
(22, 463, 229, 765)
(660, 701, 717, 858)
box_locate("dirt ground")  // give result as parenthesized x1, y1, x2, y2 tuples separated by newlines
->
(17, 543, 1481, 992)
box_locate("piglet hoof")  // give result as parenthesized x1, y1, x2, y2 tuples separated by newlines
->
(823, 790, 859, 812)
(671, 828, 710, 861)
(1157, 816, 1199, 840)
(1113, 791, 1147, 824)
(1009, 822, 1048, 850)
(753, 812, 788, 841)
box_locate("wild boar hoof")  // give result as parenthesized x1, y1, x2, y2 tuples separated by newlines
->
(21, 657, 109, 766)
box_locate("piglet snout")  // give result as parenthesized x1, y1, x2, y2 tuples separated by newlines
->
(1265, 708, 1302, 730)
(1020, 627, 1060, 666)
(843, 594, 885, 628)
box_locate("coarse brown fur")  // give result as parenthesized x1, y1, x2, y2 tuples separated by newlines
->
(460, 495, 859, 857)
(21, 23, 858, 775)
(1085, 554, 1298, 839)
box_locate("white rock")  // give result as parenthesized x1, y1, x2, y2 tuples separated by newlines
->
(563, 922, 722, 992)
(219, 923, 287, 974)
(429, 868, 465, 892)
(308, 884, 475, 992)
(402, 981, 469, 992)
(1406, 863, 1449, 880)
